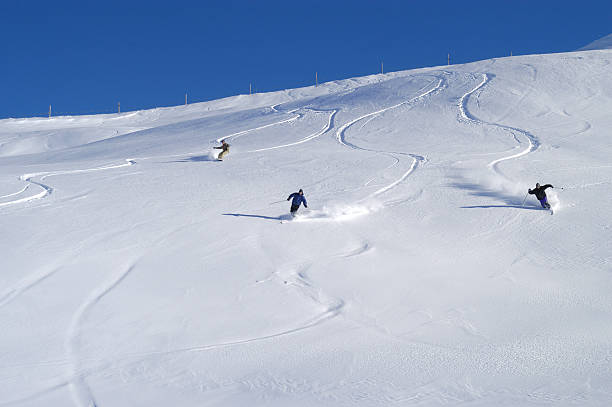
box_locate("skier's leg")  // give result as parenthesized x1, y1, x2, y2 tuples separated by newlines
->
(218, 150, 227, 160)
(290, 204, 299, 216)
(539, 197, 550, 209)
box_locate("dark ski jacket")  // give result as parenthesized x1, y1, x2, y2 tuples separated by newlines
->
(287, 192, 307, 208)
(214, 142, 229, 152)
(528, 184, 553, 200)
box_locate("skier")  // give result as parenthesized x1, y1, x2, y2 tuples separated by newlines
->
(214, 140, 230, 161)
(528, 182, 554, 209)
(286, 189, 308, 216)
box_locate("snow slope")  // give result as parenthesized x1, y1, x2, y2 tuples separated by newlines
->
(579, 33, 612, 50)
(1, 48, 612, 406)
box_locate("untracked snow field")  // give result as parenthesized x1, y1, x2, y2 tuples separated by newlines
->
(1, 48, 612, 406)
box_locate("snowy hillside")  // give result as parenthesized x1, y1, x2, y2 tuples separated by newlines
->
(1, 48, 612, 406)
(579, 33, 612, 50)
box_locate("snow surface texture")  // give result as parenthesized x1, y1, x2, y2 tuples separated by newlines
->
(1, 48, 612, 406)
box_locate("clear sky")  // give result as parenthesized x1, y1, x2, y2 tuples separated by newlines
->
(1, 0, 610, 119)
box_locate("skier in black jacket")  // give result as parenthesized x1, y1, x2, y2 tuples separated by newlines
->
(528, 183, 554, 209)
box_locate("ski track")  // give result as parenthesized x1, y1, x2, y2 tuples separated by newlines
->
(0, 185, 28, 200)
(560, 107, 593, 139)
(0, 266, 62, 309)
(458, 73, 540, 177)
(139, 266, 346, 360)
(0, 380, 70, 407)
(129, 107, 306, 162)
(335, 241, 372, 258)
(65, 263, 137, 407)
(216, 110, 301, 143)
(335, 75, 445, 200)
(247, 108, 337, 153)
(20, 228, 343, 406)
(493, 63, 537, 123)
(0, 262, 138, 406)
(23, 263, 346, 399)
(140, 265, 344, 358)
(0, 159, 136, 209)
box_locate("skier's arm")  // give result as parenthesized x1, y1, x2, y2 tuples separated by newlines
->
(302, 197, 308, 208)
(528, 189, 534, 194)
(542, 184, 553, 190)
(213, 146, 221, 149)
(287, 193, 296, 201)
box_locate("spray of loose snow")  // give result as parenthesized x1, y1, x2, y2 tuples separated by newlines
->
(294, 202, 383, 222)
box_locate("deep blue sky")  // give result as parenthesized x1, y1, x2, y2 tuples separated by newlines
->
(1, 0, 610, 119)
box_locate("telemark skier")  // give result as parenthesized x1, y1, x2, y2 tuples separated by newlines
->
(528, 183, 554, 209)
(214, 140, 230, 161)
(287, 189, 307, 216)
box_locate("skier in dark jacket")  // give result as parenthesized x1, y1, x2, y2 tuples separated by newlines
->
(214, 140, 230, 161)
(528, 183, 554, 209)
(287, 189, 307, 216)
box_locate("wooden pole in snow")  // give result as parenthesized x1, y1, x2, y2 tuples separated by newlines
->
(448, 53, 450, 65)
(118, 102, 120, 113)
(381, 61, 384, 74)
(315, 71, 318, 87)
(49, 104, 51, 118)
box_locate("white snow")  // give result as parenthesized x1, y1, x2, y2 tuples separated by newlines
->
(1, 47, 612, 406)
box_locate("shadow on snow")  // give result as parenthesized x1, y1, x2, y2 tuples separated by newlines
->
(461, 204, 543, 211)
(170, 155, 218, 163)
(449, 180, 542, 210)
(222, 213, 292, 221)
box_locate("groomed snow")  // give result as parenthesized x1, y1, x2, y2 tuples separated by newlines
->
(1, 48, 612, 406)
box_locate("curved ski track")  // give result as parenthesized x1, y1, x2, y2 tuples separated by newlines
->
(2, 242, 347, 406)
(247, 108, 337, 153)
(335, 75, 445, 200)
(0, 160, 136, 209)
(0, 185, 28, 199)
(216, 110, 301, 143)
(0, 266, 63, 309)
(65, 263, 137, 407)
(458, 73, 540, 177)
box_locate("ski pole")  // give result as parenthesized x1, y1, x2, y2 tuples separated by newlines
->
(521, 192, 529, 207)
(269, 200, 285, 205)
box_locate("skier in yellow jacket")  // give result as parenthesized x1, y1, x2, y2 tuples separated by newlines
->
(214, 140, 230, 161)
